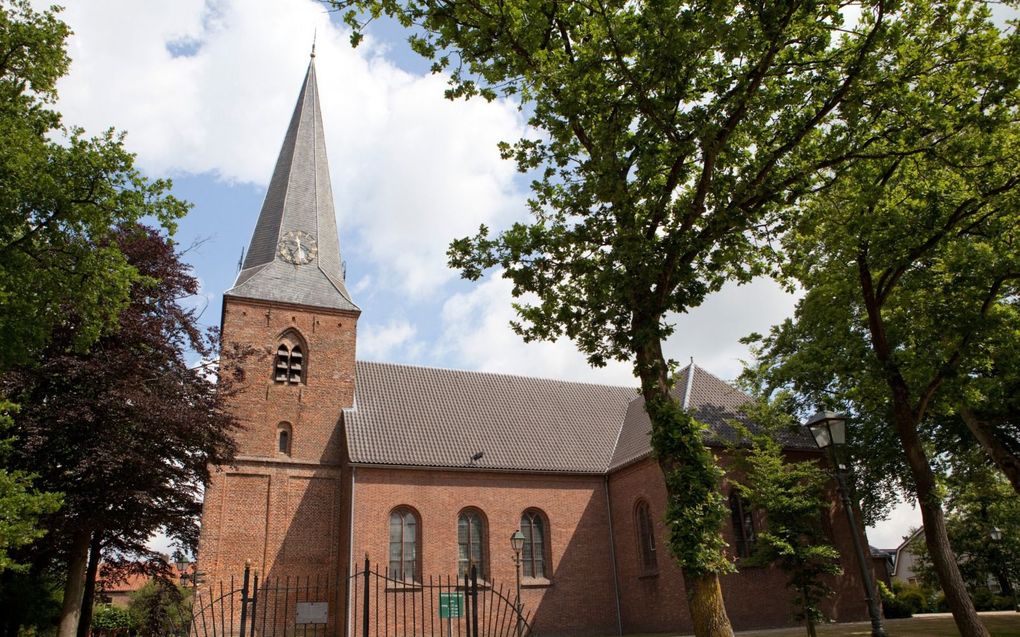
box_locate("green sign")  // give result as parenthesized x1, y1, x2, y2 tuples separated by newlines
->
(439, 592, 464, 619)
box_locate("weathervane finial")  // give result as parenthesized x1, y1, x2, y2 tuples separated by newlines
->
(311, 29, 317, 58)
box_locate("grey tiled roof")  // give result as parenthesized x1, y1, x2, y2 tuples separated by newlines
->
(608, 364, 817, 470)
(344, 361, 816, 474)
(345, 361, 637, 473)
(226, 56, 358, 313)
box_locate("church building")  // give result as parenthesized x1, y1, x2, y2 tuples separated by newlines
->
(196, 52, 875, 636)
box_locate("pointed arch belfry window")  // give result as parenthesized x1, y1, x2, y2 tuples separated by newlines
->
(274, 330, 306, 384)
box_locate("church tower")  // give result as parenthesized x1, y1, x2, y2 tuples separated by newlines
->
(197, 49, 359, 591)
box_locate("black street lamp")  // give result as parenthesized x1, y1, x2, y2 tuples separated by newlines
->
(510, 530, 526, 637)
(989, 527, 1019, 612)
(806, 411, 887, 637)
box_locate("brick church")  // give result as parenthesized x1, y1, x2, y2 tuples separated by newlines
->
(196, 52, 875, 635)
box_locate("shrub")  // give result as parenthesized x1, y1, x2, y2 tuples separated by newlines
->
(91, 604, 134, 635)
(892, 581, 930, 614)
(878, 581, 913, 619)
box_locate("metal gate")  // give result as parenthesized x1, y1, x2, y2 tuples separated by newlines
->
(181, 567, 340, 637)
(347, 558, 533, 637)
(160, 561, 531, 637)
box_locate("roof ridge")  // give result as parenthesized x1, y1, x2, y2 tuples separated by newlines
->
(356, 359, 639, 392)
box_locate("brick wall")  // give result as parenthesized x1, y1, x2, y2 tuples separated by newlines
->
(607, 453, 872, 633)
(197, 296, 358, 597)
(348, 466, 620, 637)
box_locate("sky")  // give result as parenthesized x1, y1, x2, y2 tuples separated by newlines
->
(46, 0, 924, 550)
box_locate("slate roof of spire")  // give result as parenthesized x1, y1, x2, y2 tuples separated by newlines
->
(344, 361, 818, 474)
(226, 54, 358, 312)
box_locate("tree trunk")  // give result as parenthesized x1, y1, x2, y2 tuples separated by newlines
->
(892, 402, 990, 637)
(684, 572, 735, 637)
(634, 312, 735, 637)
(857, 257, 989, 637)
(958, 407, 1020, 494)
(57, 529, 92, 637)
(77, 532, 103, 637)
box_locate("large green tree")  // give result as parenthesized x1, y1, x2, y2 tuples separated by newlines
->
(0, 0, 187, 365)
(1, 4, 188, 631)
(333, 1, 1001, 635)
(742, 4, 1020, 636)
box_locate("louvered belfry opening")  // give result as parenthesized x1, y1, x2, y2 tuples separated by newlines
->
(274, 332, 306, 384)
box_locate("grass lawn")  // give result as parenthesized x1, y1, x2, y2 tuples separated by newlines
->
(727, 611, 1020, 637)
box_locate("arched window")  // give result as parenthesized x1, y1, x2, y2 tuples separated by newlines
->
(520, 509, 547, 579)
(389, 507, 420, 582)
(274, 331, 306, 384)
(458, 508, 487, 579)
(634, 499, 657, 572)
(730, 491, 756, 558)
(277, 423, 292, 455)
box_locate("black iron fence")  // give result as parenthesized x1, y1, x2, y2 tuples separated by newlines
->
(162, 561, 531, 637)
(347, 558, 533, 637)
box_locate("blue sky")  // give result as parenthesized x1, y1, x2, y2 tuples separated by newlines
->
(48, 0, 924, 548)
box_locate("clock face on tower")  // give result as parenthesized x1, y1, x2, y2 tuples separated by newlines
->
(277, 230, 317, 265)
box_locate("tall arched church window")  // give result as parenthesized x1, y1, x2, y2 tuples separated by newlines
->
(521, 509, 548, 579)
(389, 507, 420, 582)
(634, 499, 657, 573)
(274, 331, 306, 384)
(730, 491, 756, 558)
(458, 508, 487, 579)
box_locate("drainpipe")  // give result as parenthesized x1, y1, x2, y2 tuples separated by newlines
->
(347, 465, 357, 637)
(604, 475, 623, 635)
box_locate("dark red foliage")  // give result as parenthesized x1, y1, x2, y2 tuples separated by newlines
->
(2, 224, 241, 562)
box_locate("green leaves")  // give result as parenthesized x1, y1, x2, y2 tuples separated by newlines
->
(0, 400, 62, 574)
(0, 2, 190, 368)
(728, 396, 842, 629)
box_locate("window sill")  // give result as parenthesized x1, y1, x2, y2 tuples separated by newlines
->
(637, 570, 659, 580)
(385, 582, 423, 592)
(521, 577, 552, 588)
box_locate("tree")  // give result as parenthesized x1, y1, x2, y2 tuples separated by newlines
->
(1, 226, 240, 637)
(333, 1, 987, 634)
(741, 3, 1020, 635)
(0, 1, 188, 367)
(911, 455, 1020, 600)
(1, 3, 189, 629)
(0, 401, 61, 573)
(90, 604, 134, 637)
(728, 396, 842, 637)
(127, 578, 193, 637)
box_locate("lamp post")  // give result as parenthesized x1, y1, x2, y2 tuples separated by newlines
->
(806, 411, 887, 637)
(990, 527, 1019, 612)
(510, 530, 525, 637)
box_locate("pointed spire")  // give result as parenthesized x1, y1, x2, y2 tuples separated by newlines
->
(227, 56, 359, 313)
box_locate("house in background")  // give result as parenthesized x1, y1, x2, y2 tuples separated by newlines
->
(195, 50, 880, 636)
(892, 528, 926, 587)
(99, 562, 195, 607)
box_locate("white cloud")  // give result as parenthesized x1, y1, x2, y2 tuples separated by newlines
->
(359, 319, 421, 361)
(50, 0, 800, 388)
(437, 274, 637, 386)
(50, 0, 526, 298)
(866, 499, 923, 549)
(664, 277, 801, 380)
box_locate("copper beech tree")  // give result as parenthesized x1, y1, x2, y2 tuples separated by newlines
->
(1, 226, 241, 637)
